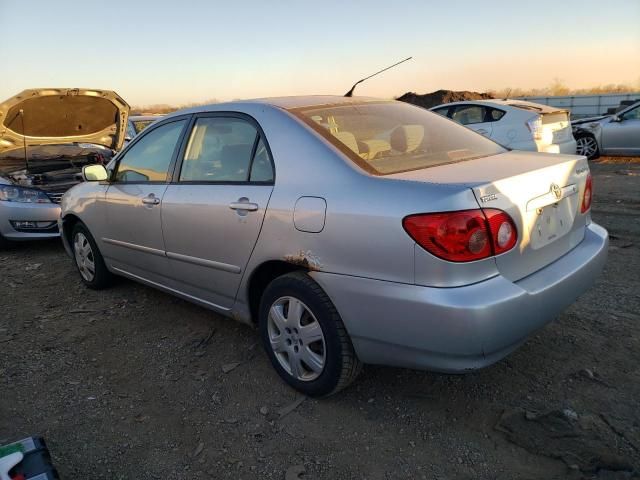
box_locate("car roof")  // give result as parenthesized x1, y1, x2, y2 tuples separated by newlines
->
(251, 95, 384, 109)
(167, 95, 388, 118)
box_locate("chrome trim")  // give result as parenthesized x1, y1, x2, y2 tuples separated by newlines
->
(526, 184, 578, 212)
(229, 202, 259, 211)
(166, 251, 241, 274)
(102, 237, 166, 257)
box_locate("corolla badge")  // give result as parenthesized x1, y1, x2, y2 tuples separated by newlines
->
(551, 183, 562, 200)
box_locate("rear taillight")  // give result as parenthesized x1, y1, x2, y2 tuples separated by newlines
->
(403, 209, 518, 262)
(581, 173, 592, 213)
(484, 209, 518, 255)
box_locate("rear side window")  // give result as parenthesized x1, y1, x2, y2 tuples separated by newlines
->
(451, 105, 485, 125)
(249, 138, 274, 182)
(115, 119, 186, 182)
(431, 107, 450, 117)
(292, 101, 506, 175)
(488, 108, 506, 121)
(179, 117, 273, 183)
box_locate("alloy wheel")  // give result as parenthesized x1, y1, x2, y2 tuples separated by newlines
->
(576, 136, 598, 158)
(73, 232, 96, 282)
(267, 296, 326, 381)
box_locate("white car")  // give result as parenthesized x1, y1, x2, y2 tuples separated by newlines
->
(430, 99, 576, 155)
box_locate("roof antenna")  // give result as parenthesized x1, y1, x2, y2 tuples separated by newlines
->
(344, 56, 413, 97)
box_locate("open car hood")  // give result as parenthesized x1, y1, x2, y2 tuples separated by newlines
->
(0, 88, 130, 155)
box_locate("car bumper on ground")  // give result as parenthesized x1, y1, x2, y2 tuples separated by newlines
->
(311, 222, 608, 373)
(0, 202, 61, 241)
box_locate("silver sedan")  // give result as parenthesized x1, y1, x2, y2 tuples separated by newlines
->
(60, 96, 608, 396)
(573, 101, 640, 159)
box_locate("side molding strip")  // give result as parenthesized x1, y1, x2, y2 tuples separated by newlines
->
(166, 251, 241, 274)
(102, 237, 165, 257)
(103, 237, 241, 274)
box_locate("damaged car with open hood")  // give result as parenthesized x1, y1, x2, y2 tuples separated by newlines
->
(0, 88, 129, 247)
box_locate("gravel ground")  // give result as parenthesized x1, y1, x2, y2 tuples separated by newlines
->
(1, 160, 639, 480)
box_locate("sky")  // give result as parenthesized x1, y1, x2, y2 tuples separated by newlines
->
(0, 0, 638, 106)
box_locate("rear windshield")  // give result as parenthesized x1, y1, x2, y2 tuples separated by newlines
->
(292, 101, 506, 175)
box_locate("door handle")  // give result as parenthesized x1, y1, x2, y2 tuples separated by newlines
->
(229, 201, 259, 212)
(142, 195, 160, 205)
(476, 128, 489, 135)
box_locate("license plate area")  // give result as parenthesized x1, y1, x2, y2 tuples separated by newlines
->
(530, 199, 574, 250)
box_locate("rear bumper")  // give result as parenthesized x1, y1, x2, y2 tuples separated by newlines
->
(509, 139, 576, 154)
(0, 202, 61, 241)
(311, 222, 608, 372)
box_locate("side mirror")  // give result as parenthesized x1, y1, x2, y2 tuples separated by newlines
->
(83, 164, 109, 182)
(611, 115, 622, 122)
(125, 136, 132, 142)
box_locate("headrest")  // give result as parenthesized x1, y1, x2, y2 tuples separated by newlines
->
(390, 125, 425, 153)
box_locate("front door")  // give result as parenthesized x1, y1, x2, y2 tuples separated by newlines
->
(161, 114, 275, 309)
(102, 118, 188, 282)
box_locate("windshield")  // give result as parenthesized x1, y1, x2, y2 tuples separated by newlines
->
(293, 101, 506, 175)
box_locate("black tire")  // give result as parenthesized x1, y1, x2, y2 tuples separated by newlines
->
(0, 234, 9, 250)
(575, 133, 600, 160)
(71, 222, 113, 289)
(259, 271, 362, 397)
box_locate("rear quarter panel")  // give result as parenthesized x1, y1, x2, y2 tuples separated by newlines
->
(235, 106, 494, 311)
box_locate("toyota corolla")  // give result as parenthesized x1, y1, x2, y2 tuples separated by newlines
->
(59, 96, 607, 396)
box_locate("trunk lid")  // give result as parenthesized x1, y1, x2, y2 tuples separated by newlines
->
(0, 88, 130, 155)
(388, 150, 591, 281)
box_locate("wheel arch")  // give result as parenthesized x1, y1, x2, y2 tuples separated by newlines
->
(61, 213, 82, 248)
(246, 260, 309, 324)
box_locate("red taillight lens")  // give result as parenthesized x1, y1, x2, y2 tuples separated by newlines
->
(403, 209, 517, 262)
(484, 209, 518, 255)
(581, 173, 592, 213)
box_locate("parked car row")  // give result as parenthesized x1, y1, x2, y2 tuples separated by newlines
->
(0, 88, 611, 396)
(429, 97, 640, 160)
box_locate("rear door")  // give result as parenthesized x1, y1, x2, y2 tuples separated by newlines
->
(450, 104, 494, 138)
(161, 113, 275, 309)
(601, 104, 640, 155)
(102, 118, 188, 282)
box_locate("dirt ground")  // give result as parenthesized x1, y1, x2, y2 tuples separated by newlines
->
(1, 159, 639, 480)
